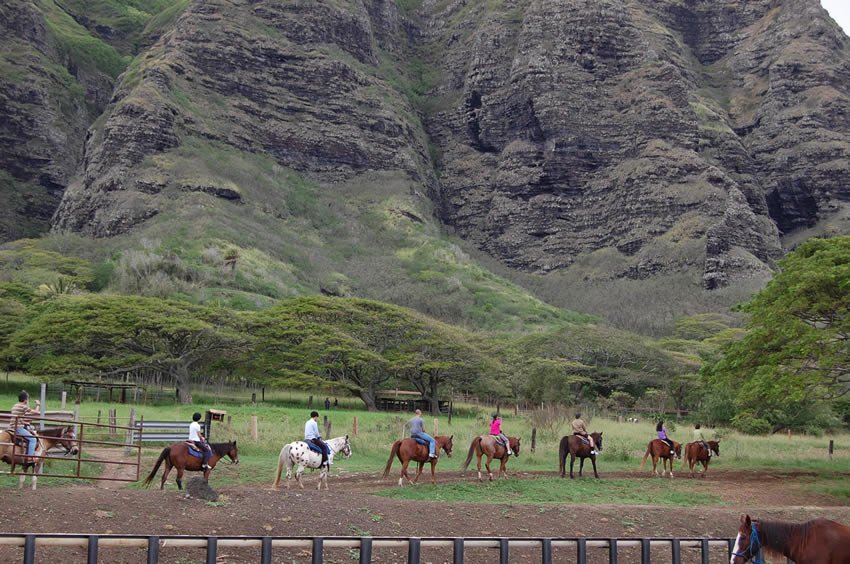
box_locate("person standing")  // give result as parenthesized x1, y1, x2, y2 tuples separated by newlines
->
(489, 414, 513, 455)
(409, 409, 436, 458)
(571, 413, 597, 455)
(9, 391, 39, 463)
(188, 412, 211, 470)
(305, 411, 330, 467)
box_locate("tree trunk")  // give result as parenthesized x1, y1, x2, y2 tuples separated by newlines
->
(429, 374, 440, 416)
(358, 390, 378, 412)
(174, 364, 193, 404)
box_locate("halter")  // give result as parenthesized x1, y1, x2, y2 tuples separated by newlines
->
(732, 525, 763, 564)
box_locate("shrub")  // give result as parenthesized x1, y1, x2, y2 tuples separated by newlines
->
(731, 413, 771, 435)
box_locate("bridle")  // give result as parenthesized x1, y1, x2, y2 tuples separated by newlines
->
(732, 525, 763, 564)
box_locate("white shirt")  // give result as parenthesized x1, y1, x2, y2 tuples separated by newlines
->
(304, 419, 321, 440)
(189, 421, 203, 442)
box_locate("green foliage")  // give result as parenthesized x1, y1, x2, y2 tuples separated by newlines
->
(0, 239, 94, 289)
(702, 236, 850, 432)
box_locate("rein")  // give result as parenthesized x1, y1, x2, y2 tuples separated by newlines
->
(733, 526, 763, 564)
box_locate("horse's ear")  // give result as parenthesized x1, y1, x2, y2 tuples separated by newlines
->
(345, 434, 349, 439)
(599, 431, 603, 436)
(742, 514, 751, 527)
(450, 435, 454, 440)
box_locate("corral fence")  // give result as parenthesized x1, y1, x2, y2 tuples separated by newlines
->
(0, 416, 142, 482)
(0, 534, 795, 564)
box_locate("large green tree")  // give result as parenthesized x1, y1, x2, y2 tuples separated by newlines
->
(4, 294, 249, 403)
(701, 236, 850, 432)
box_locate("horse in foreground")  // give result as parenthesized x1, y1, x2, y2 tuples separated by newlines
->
(731, 514, 850, 563)
(0, 426, 78, 490)
(640, 438, 681, 478)
(559, 432, 603, 479)
(273, 435, 351, 490)
(682, 440, 720, 478)
(383, 435, 453, 486)
(462, 435, 520, 481)
(142, 441, 239, 490)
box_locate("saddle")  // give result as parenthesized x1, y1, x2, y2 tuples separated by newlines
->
(185, 442, 206, 458)
(574, 434, 590, 446)
(412, 437, 429, 447)
(305, 441, 326, 454)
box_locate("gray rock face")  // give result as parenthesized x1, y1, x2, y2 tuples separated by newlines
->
(40, 0, 850, 288)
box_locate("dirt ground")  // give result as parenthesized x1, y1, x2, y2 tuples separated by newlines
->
(1, 453, 849, 563)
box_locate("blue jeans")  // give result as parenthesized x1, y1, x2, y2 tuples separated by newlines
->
(16, 427, 37, 456)
(412, 432, 435, 456)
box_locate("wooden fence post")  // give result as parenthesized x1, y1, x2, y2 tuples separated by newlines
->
(352, 416, 358, 437)
(125, 408, 136, 455)
(326, 421, 332, 437)
(39, 383, 46, 431)
(829, 440, 834, 460)
(251, 392, 256, 405)
(531, 428, 537, 452)
(61, 391, 67, 410)
(433, 418, 438, 436)
(251, 415, 258, 440)
(448, 402, 453, 425)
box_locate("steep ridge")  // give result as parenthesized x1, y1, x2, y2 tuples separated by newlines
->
(420, 0, 850, 288)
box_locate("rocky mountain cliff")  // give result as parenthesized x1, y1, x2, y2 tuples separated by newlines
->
(2, 0, 849, 328)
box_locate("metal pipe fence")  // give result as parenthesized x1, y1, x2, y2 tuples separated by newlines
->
(0, 534, 795, 563)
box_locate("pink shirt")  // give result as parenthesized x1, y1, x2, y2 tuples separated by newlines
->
(490, 419, 502, 434)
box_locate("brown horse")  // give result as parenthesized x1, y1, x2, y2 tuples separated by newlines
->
(462, 435, 520, 481)
(682, 440, 720, 478)
(640, 438, 681, 478)
(142, 441, 239, 490)
(0, 426, 79, 490)
(732, 514, 850, 563)
(383, 435, 453, 487)
(559, 432, 603, 479)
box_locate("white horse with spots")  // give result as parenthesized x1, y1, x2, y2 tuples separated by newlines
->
(273, 435, 351, 490)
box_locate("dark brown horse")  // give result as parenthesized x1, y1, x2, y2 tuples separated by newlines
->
(383, 435, 453, 486)
(682, 440, 720, 478)
(732, 514, 850, 563)
(462, 435, 520, 481)
(142, 441, 239, 490)
(559, 432, 603, 479)
(640, 438, 681, 478)
(0, 426, 79, 490)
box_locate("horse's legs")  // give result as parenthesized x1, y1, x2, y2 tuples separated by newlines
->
(666, 458, 674, 479)
(176, 466, 185, 490)
(400, 460, 410, 487)
(579, 457, 585, 477)
(485, 454, 494, 481)
(591, 455, 599, 479)
(413, 461, 425, 484)
(429, 460, 436, 485)
(499, 457, 508, 479)
(569, 453, 576, 479)
(317, 467, 326, 491)
(476, 452, 483, 482)
(296, 464, 305, 489)
(651, 455, 659, 477)
(160, 459, 172, 490)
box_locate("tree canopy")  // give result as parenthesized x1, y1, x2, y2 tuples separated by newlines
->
(701, 236, 850, 433)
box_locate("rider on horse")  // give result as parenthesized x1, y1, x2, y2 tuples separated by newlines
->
(9, 391, 39, 464)
(189, 412, 212, 470)
(490, 414, 513, 456)
(409, 409, 436, 459)
(657, 420, 675, 456)
(305, 411, 330, 468)
(693, 424, 711, 457)
(571, 413, 598, 455)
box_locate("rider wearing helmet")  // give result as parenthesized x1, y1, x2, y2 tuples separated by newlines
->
(489, 414, 513, 456)
(9, 391, 39, 463)
(305, 411, 330, 468)
(657, 420, 675, 455)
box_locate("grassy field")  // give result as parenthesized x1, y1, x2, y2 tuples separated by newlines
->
(1, 374, 848, 500)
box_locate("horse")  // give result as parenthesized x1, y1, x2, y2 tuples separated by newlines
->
(142, 440, 239, 490)
(462, 435, 520, 481)
(559, 432, 603, 479)
(731, 514, 850, 563)
(383, 435, 453, 487)
(682, 440, 720, 478)
(0, 426, 79, 490)
(640, 438, 681, 478)
(272, 435, 352, 490)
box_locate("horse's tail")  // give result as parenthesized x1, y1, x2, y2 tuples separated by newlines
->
(273, 445, 290, 488)
(462, 436, 481, 472)
(383, 440, 401, 478)
(142, 447, 170, 487)
(639, 441, 652, 470)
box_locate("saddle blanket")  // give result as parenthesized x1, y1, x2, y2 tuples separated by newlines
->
(305, 441, 327, 454)
(185, 443, 206, 458)
(413, 437, 429, 446)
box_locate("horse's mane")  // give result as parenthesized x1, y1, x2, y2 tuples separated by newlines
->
(39, 426, 70, 437)
(210, 442, 235, 456)
(757, 519, 814, 558)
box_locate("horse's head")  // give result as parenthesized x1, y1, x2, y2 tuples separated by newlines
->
(441, 435, 454, 458)
(710, 440, 720, 457)
(510, 437, 521, 457)
(674, 441, 682, 459)
(731, 514, 761, 564)
(340, 435, 352, 459)
(226, 441, 239, 464)
(58, 426, 79, 456)
(592, 431, 603, 452)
